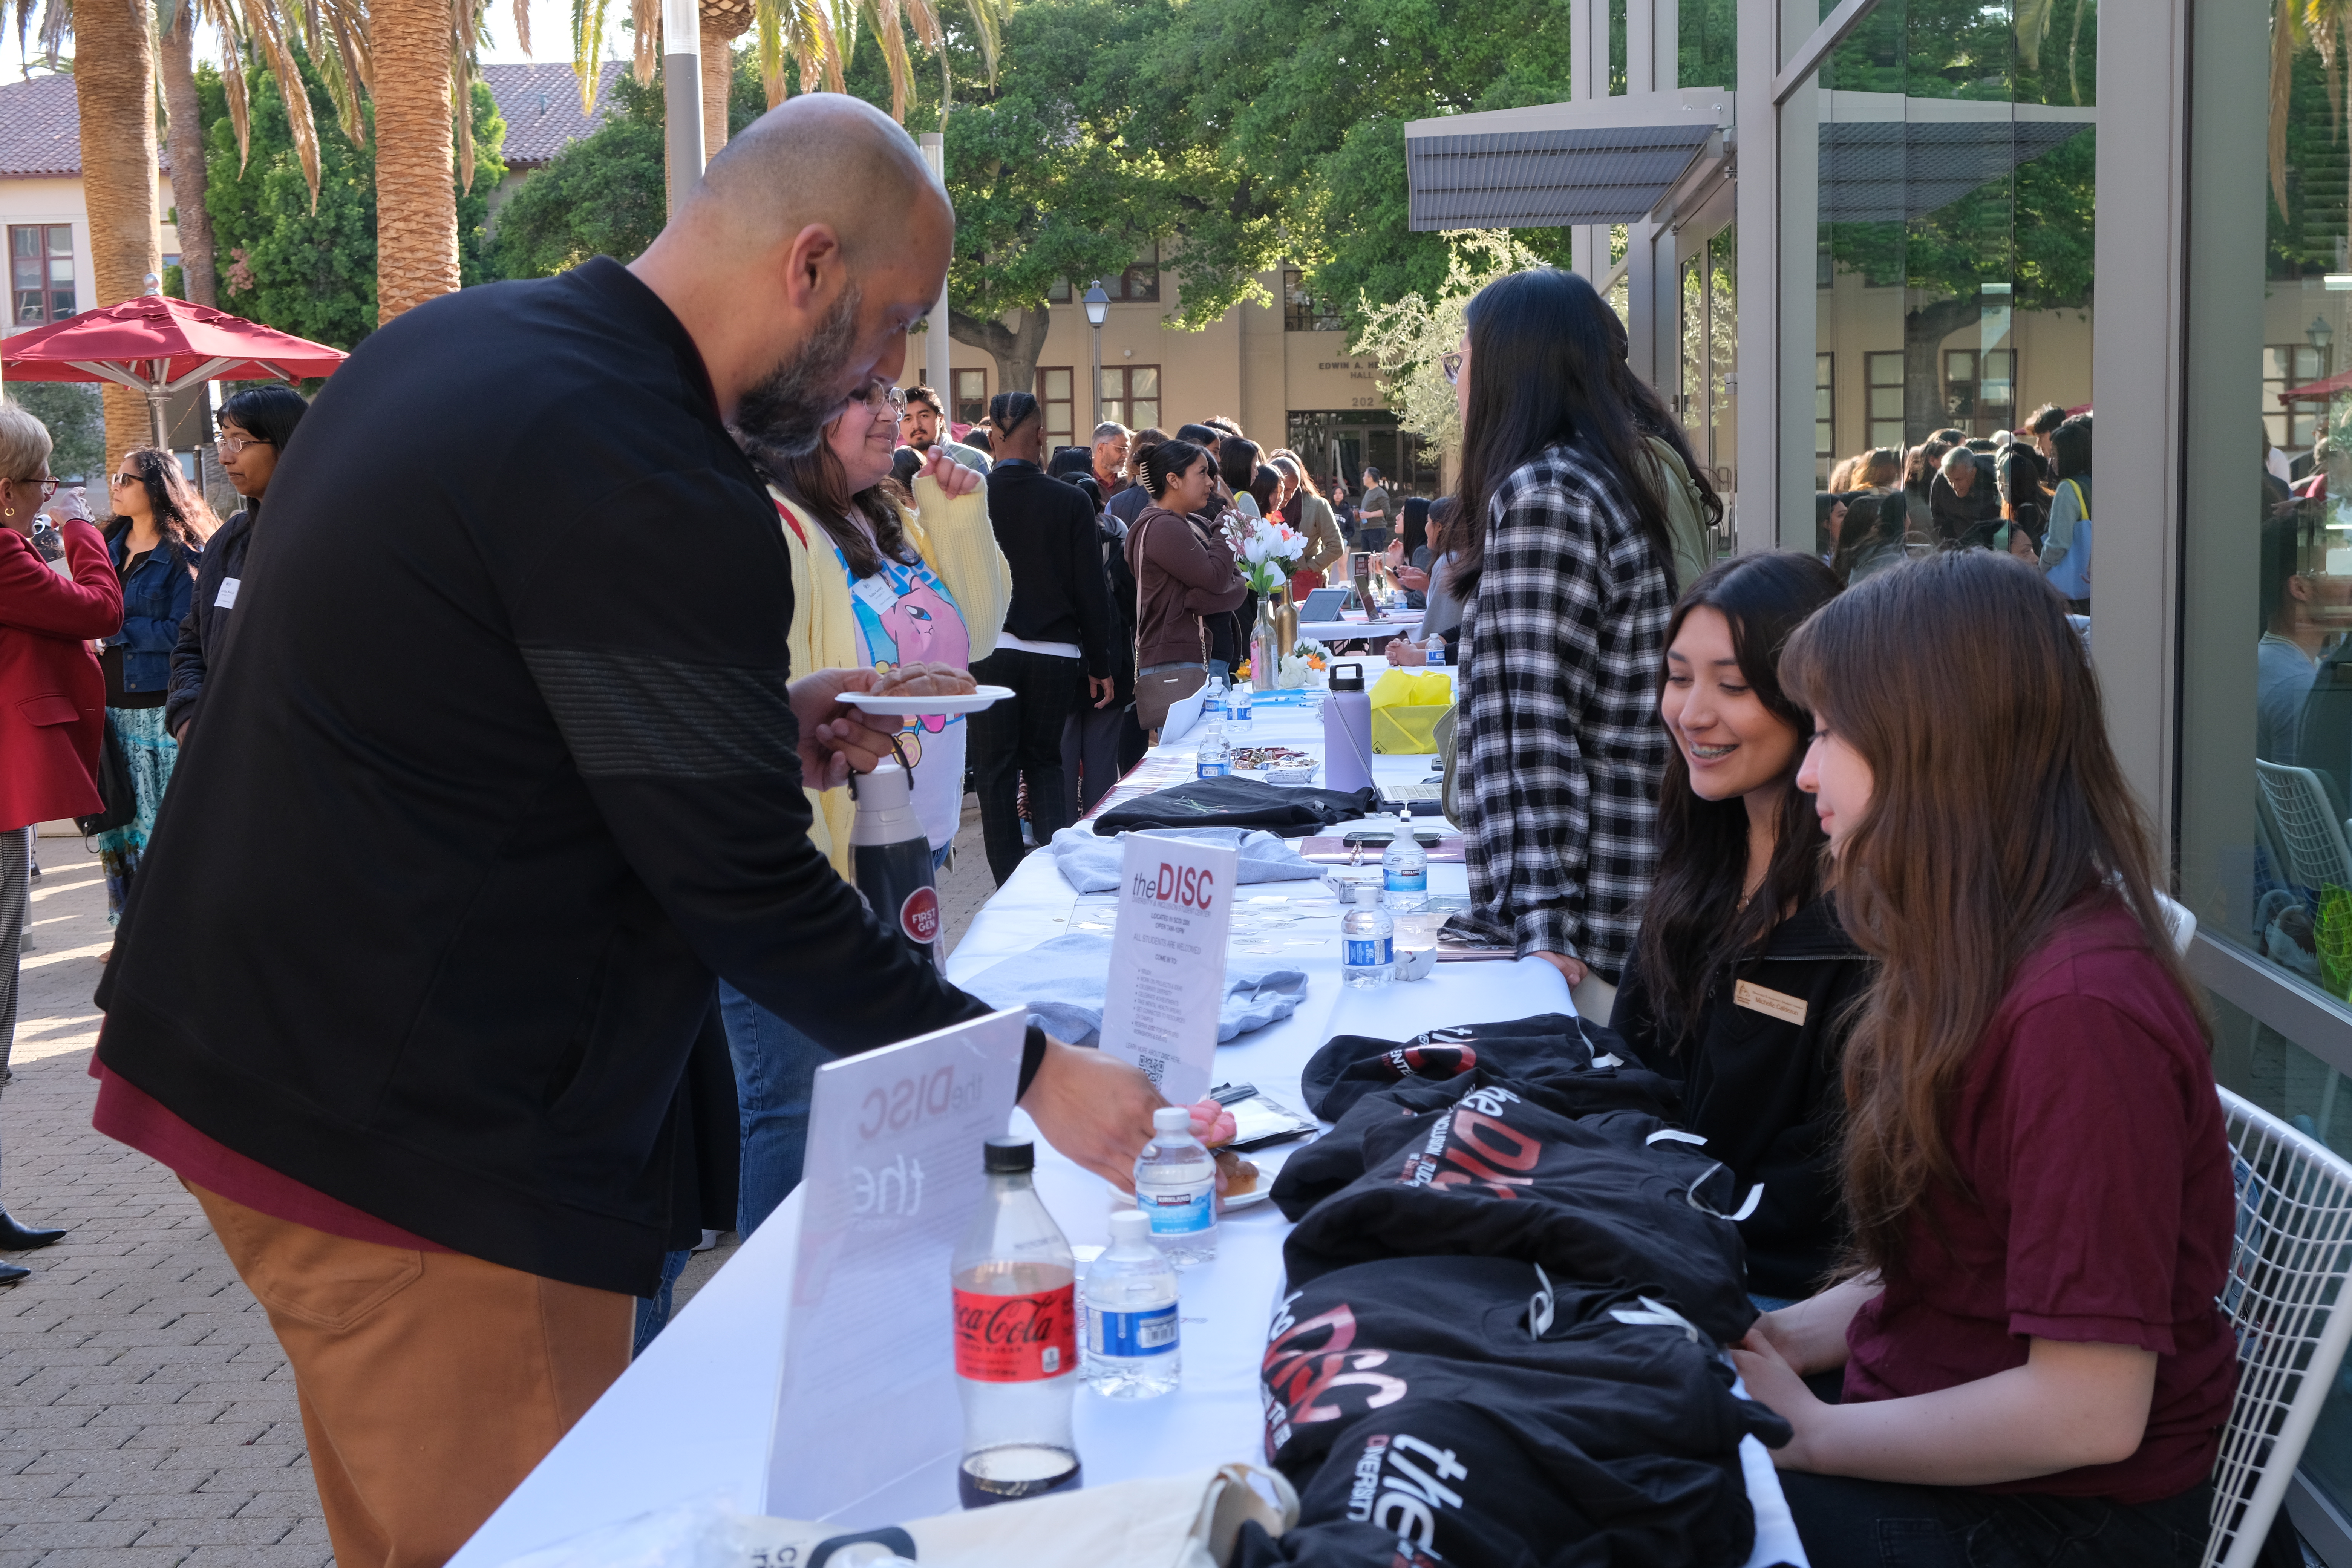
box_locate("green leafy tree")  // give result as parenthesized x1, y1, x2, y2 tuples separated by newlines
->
(7, 383, 104, 482)
(1817, 0, 2099, 441)
(495, 56, 768, 278)
(196, 52, 505, 349)
(1128, 0, 1580, 335)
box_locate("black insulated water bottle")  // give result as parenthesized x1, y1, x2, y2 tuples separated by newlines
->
(850, 761, 942, 969)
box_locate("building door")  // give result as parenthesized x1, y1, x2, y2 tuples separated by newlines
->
(1676, 217, 1737, 503)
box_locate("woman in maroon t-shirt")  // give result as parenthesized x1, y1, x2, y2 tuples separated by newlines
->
(1729, 551, 2237, 1567)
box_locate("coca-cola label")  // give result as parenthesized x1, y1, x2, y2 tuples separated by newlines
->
(953, 1285, 1075, 1382)
(900, 886, 940, 945)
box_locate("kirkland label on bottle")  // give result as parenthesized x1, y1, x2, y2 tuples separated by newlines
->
(1145, 1187, 1214, 1236)
(1087, 1303, 1178, 1358)
(1344, 936, 1394, 967)
(1384, 868, 1427, 893)
(952, 1286, 1076, 1382)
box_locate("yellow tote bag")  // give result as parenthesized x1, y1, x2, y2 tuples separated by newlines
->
(1370, 668, 1453, 753)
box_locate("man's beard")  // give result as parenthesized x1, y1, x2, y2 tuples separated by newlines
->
(730, 283, 863, 473)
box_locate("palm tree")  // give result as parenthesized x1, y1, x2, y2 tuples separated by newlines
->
(61, 0, 161, 466)
(571, 0, 1006, 142)
(158, 0, 215, 304)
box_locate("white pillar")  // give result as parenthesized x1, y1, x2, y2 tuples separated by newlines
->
(662, 0, 704, 219)
(919, 132, 951, 400)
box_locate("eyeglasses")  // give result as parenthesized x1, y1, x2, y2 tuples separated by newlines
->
(109, 472, 139, 488)
(852, 384, 909, 416)
(215, 433, 274, 458)
(1441, 351, 1464, 386)
(11, 478, 60, 499)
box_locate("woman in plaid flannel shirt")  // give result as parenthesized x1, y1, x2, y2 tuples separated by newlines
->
(1446, 269, 1696, 1009)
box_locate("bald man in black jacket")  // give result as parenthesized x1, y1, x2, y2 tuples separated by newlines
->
(89, 95, 1163, 1565)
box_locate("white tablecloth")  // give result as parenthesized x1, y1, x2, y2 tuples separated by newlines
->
(450, 686, 1807, 1568)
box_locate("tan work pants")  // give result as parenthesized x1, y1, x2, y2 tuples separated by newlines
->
(187, 1181, 632, 1568)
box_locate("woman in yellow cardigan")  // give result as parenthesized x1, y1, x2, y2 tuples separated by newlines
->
(721, 379, 1012, 1241)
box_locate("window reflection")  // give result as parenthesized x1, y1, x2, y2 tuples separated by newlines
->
(1804, 0, 2095, 567)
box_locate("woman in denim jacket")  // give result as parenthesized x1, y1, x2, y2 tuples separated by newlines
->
(94, 449, 214, 925)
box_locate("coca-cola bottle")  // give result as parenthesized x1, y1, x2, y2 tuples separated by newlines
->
(951, 1136, 1082, 1507)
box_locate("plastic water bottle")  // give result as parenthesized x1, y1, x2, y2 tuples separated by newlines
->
(1425, 638, 1447, 668)
(953, 1138, 1081, 1508)
(1196, 719, 1232, 778)
(1083, 1209, 1180, 1398)
(1381, 813, 1427, 913)
(1134, 1106, 1217, 1266)
(1342, 886, 1396, 988)
(1226, 681, 1253, 733)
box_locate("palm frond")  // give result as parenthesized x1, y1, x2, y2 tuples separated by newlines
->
(215, 25, 253, 169)
(2014, 0, 2054, 72)
(870, 0, 912, 121)
(2277, 0, 2301, 219)
(631, 0, 657, 86)
(510, 0, 527, 55)
(452, 0, 484, 193)
(231, 0, 324, 207)
(571, 0, 611, 110)
(957, 0, 1003, 87)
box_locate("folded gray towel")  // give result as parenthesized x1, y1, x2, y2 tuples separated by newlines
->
(962, 931, 1311, 1046)
(1047, 826, 1318, 894)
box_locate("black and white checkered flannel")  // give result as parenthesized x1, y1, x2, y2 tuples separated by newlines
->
(1456, 441, 1674, 981)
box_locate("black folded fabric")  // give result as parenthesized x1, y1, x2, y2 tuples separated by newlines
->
(1092, 775, 1381, 836)
(1273, 1060, 1686, 1220)
(1243, 1256, 1788, 1568)
(1282, 1081, 1759, 1346)
(1302, 1011, 1664, 1119)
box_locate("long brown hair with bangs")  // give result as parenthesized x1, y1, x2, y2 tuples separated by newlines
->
(1779, 550, 2202, 1279)
(760, 416, 917, 580)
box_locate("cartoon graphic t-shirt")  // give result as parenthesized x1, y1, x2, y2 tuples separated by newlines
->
(837, 541, 971, 853)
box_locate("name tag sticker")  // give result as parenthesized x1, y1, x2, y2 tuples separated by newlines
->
(215, 577, 240, 609)
(1733, 980, 1808, 1026)
(850, 574, 897, 616)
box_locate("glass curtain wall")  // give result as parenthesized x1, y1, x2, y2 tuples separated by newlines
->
(2177, 4, 2352, 1521)
(1680, 0, 1735, 89)
(1805, 0, 2096, 559)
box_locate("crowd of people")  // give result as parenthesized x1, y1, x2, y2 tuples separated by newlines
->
(0, 88, 2241, 1568)
(1817, 403, 2095, 604)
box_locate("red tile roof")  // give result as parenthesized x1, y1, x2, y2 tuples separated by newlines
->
(0, 61, 623, 181)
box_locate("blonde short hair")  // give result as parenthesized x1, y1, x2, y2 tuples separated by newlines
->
(0, 402, 53, 484)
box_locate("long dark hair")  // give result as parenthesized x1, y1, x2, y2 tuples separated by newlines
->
(1780, 551, 2199, 1278)
(1218, 437, 1262, 495)
(107, 447, 216, 555)
(1451, 268, 1680, 599)
(1139, 439, 1209, 500)
(217, 384, 308, 453)
(1599, 303, 1723, 540)
(2050, 413, 2092, 483)
(1249, 464, 1283, 517)
(1635, 553, 1844, 1049)
(768, 419, 917, 579)
(1829, 490, 1902, 585)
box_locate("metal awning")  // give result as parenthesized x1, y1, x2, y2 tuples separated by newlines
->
(1818, 116, 2094, 223)
(1407, 122, 1721, 230)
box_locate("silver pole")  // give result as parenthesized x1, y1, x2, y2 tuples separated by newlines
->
(919, 132, 951, 401)
(1090, 320, 1102, 432)
(662, 0, 704, 219)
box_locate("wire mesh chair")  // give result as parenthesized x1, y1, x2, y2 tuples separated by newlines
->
(2206, 1089, 2352, 1568)
(2255, 761, 2352, 897)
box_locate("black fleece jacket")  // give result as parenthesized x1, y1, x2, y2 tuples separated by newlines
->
(985, 459, 1115, 677)
(1609, 895, 1871, 1300)
(164, 499, 253, 737)
(95, 258, 1001, 1296)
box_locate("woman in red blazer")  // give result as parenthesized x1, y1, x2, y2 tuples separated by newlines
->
(0, 403, 122, 1280)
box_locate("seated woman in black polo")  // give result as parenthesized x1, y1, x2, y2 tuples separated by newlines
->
(1610, 551, 1864, 1309)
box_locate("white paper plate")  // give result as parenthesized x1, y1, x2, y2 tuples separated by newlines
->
(836, 683, 1011, 716)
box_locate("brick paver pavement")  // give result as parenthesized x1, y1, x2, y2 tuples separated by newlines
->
(0, 801, 1002, 1565)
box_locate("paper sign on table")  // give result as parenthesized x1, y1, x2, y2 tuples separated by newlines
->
(1096, 832, 1237, 1107)
(764, 1007, 1028, 1522)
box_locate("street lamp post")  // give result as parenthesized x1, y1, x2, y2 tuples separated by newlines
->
(2311, 315, 2336, 372)
(1084, 281, 1109, 432)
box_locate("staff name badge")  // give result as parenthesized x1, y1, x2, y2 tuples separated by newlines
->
(214, 577, 240, 609)
(1733, 980, 1808, 1026)
(1096, 832, 1237, 1107)
(764, 1006, 1027, 1523)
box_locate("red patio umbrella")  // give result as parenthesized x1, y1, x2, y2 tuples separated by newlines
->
(0, 282, 346, 451)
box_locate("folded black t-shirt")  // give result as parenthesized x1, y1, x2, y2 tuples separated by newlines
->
(1274, 1060, 1687, 1220)
(1282, 1081, 1758, 1346)
(1302, 1011, 1667, 1120)
(1093, 776, 1381, 836)
(1246, 1256, 1788, 1568)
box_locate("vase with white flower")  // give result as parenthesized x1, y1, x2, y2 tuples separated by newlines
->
(1234, 517, 1306, 691)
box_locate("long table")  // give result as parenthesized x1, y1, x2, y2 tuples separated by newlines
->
(450, 685, 1807, 1568)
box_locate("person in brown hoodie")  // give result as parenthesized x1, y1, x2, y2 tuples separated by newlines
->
(1124, 438, 1248, 687)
